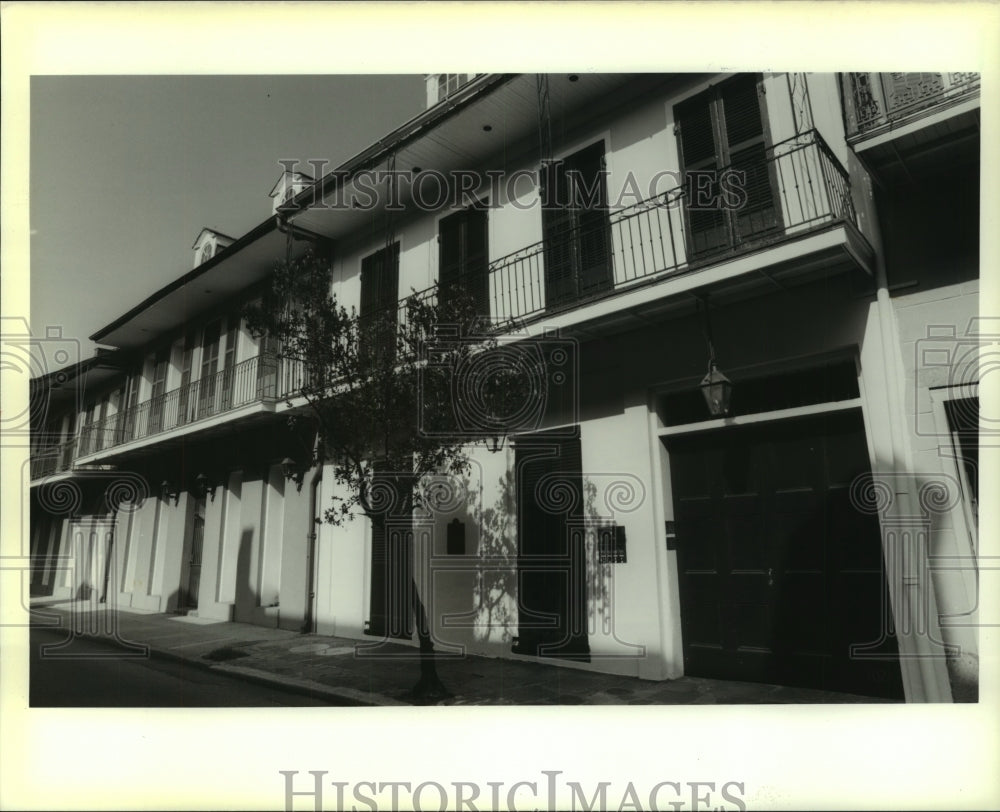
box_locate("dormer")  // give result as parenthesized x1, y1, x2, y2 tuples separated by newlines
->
(269, 170, 314, 215)
(424, 73, 479, 109)
(192, 228, 235, 269)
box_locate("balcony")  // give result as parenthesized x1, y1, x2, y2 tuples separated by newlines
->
(402, 129, 870, 332)
(75, 353, 302, 459)
(29, 439, 77, 481)
(842, 72, 980, 141)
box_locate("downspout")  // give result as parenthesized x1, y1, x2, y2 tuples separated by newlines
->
(302, 438, 324, 635)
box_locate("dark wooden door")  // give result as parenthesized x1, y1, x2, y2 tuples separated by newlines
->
(366, 470, 413, 640)
(666, 410, 903, 698)
(514, 431, 590, 661)
(184, 494, 206, 609)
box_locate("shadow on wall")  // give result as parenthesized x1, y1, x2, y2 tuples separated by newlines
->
(424, 468, 619, 658)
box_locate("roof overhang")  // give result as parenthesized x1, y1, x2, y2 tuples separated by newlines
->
(285, 73, 690, 243)
(90, 218, 309, 349)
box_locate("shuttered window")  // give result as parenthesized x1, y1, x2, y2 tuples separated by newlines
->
(148, 347, 170, 433)
(438, 202, 489, 319)
(360, 243, 400, 367)
(675, 74, 781, 257)
(541, 141, 613, 309)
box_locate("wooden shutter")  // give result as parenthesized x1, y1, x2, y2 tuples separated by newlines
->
(438, 203, 489, 318)
(541, 141, 612, 308)
(676, 74, 779, 257)
(676, 87, 730, 256)
(360, 243, 400, 367)
(719, 75, 778, 239)
(570, 143, 612, 297)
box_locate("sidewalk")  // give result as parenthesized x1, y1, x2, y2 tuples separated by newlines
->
(28, 598, 897, 706)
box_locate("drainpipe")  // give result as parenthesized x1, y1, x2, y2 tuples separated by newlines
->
(302, 450, 324, 635)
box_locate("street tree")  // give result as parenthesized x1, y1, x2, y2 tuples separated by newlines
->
(245, 246, 521, 702)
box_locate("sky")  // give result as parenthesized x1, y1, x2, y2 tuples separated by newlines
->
(29, 74, 426, 360)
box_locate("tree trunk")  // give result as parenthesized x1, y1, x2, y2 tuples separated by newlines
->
(408, 573, 451, 703)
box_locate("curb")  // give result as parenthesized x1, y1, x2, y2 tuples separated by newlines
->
(32, 611, 410, 707)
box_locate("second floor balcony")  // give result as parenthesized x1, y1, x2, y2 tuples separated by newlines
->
(841, 71, 981, 141)
(402, 128, 870, 332)
(73, 353, 306, 461)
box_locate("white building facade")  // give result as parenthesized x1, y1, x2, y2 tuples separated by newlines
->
(29, 72, 982, 702)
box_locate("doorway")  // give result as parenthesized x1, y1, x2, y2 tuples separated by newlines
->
(666, 409, 903, 698)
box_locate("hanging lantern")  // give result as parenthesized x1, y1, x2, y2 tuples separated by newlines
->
(700, 363, 733, 417)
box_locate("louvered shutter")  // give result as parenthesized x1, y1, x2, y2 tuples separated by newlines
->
(572, 143, 613, 297)
(719, 75, 778, 240)
(463, 205, 490, 318)
(360, 244, 399, 367)
(541, 159, 577, 307)
(438, 204, 489, 319)
(676, 93, 730, 256)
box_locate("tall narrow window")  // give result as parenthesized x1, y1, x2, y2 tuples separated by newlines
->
(114, 367, 141, 444)
(675, 73, 781, 258)
(148, 347, 170, 435)
(359, 243, 400, 368)
(541, 141, 613, 309)
(199, 320, 222, 418)
(438, 202, 489, 319)
(177, 333, 196, 426)
(220, 316, 239, 410)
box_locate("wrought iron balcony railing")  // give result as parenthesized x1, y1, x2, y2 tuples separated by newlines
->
(842, 72, 981, 138)
(29, 438, 77, 480)
(397, 129, 858, 328)
(61, 129, 860, 464)
(76, 353, 294, 456)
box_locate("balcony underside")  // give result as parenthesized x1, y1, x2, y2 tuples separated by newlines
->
(850, 105, 980, 182)
(72, 400, 283, 467)
(515, 221, 874, 341)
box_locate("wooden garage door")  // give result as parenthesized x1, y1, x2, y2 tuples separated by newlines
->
(666, 410, 903, 699)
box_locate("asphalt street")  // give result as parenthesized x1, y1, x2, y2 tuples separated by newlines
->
(28, 626, 348, 707)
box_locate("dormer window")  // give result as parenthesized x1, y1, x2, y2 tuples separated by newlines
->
(283, 186, 295, 203)
(201, 244, 214, 264)
(437, 73, 475, 102)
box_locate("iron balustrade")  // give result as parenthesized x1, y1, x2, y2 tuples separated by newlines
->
(67, 131, 859, 460)
(842, 72, 980, 138)
(30, 438, 77, 480)
(393, 129, 859, 328)
(77, 353, 288, 454)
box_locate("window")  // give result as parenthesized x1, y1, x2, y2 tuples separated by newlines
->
(148, 347, 170, 434)
(674, 74, 781, 257)
(177, 333, 196, 425)
(540, 141, 612, 308)
(438, 202, 489, 319)
(220, 316, 240, 409)
(113, 367, 141, 444)
(198, 320, 222, 417)
(437, 73, 463, 101)
(359, 243, 400, 367)
(201, 243, 213, 263)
